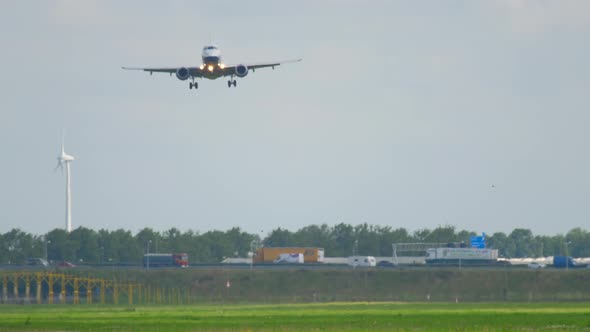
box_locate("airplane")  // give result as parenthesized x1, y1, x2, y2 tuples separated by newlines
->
(122, 44, 302, 90)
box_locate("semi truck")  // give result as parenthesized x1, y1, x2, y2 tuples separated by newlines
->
(254, 247, 324, 264)
(143, 253, 189, 268)
(425, 248, 498, 265)
(553, 256, 580, 268)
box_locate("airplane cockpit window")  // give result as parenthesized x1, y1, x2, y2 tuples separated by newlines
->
(205, 46, 217, 50)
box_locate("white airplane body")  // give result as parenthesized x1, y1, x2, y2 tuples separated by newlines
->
(123, 45, 301, 90)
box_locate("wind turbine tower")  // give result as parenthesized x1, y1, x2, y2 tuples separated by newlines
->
(56, 142, 75, 233)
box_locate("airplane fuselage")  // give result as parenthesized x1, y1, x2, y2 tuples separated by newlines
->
(200, 45, 225, 79)
(202, 45, 221, 65)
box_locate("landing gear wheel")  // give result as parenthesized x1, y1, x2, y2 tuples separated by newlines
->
(189, 82, 199, 90)
(232, 80, 237, 87)
(227, 80, 232, 88)
(189, 82, 193, 89)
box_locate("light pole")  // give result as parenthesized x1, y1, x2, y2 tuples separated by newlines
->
(146, 240, 152, 270)
(45, 238, 51, 263)
(565, 241, 572, 271)
(250, 239, 257, 270)
(351, 240, 359, 269)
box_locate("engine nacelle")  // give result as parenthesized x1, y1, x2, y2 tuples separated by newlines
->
(176, 67, 190, 80)
(235, 64, 248, 77)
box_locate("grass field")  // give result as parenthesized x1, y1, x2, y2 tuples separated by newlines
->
(1, 302, 590, 331)
(129, 268, 590, 302)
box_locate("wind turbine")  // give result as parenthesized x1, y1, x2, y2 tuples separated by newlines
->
(55, 140, 75, 233)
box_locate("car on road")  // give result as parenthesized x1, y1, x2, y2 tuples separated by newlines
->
(58, 261, 76, 268)
(27, 258, 49, 267)
(376, 260, 397, 268)
(527, 262, 546, 269)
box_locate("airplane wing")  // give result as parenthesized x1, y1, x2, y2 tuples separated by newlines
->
(121, 66, 203, 77)
(220, 58, 302, 77)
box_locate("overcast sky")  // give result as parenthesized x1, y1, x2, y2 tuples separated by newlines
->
(1, 1, 589, 236)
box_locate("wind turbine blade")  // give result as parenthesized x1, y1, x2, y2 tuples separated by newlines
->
(54, 158, 64, 173)
(61, 130, 66, 156)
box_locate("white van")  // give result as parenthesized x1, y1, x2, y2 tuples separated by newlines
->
(348, 256, 377, 267)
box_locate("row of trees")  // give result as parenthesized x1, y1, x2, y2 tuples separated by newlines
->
(263, 224, 590, 259)
(0, 224, 588, 264)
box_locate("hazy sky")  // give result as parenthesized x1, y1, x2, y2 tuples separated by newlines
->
(1, 1, 589, 236)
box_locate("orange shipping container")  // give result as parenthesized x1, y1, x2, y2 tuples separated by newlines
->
(254, 247, 324, 263)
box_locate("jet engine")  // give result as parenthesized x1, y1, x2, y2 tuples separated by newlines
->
(176, 67, 190, 80)
(235, 64, 248, 77)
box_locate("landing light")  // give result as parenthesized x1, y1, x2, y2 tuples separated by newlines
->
(199, 65, 204, 70)
(208, 65, 214, 72)
(219, 64, 225, 69)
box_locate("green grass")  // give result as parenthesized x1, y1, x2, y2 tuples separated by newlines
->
(1, 302, 590, 331)
(9, 268, 590, 303)
(132, 268, 590, 302)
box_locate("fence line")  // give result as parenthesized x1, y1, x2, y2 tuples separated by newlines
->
(0, 272, 188, 305)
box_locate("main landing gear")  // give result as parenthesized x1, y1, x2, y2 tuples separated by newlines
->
(189, 81, 198, 90)
(227, 79, 237, 88)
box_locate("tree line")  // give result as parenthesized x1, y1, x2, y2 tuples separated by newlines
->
(0, 224, 588, 264)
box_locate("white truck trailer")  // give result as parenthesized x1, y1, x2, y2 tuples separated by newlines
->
(425, 248, 498, 266)
(273, 253, 305, 264)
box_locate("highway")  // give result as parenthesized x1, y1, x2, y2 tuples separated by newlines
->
(1, 263, 584, 272)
